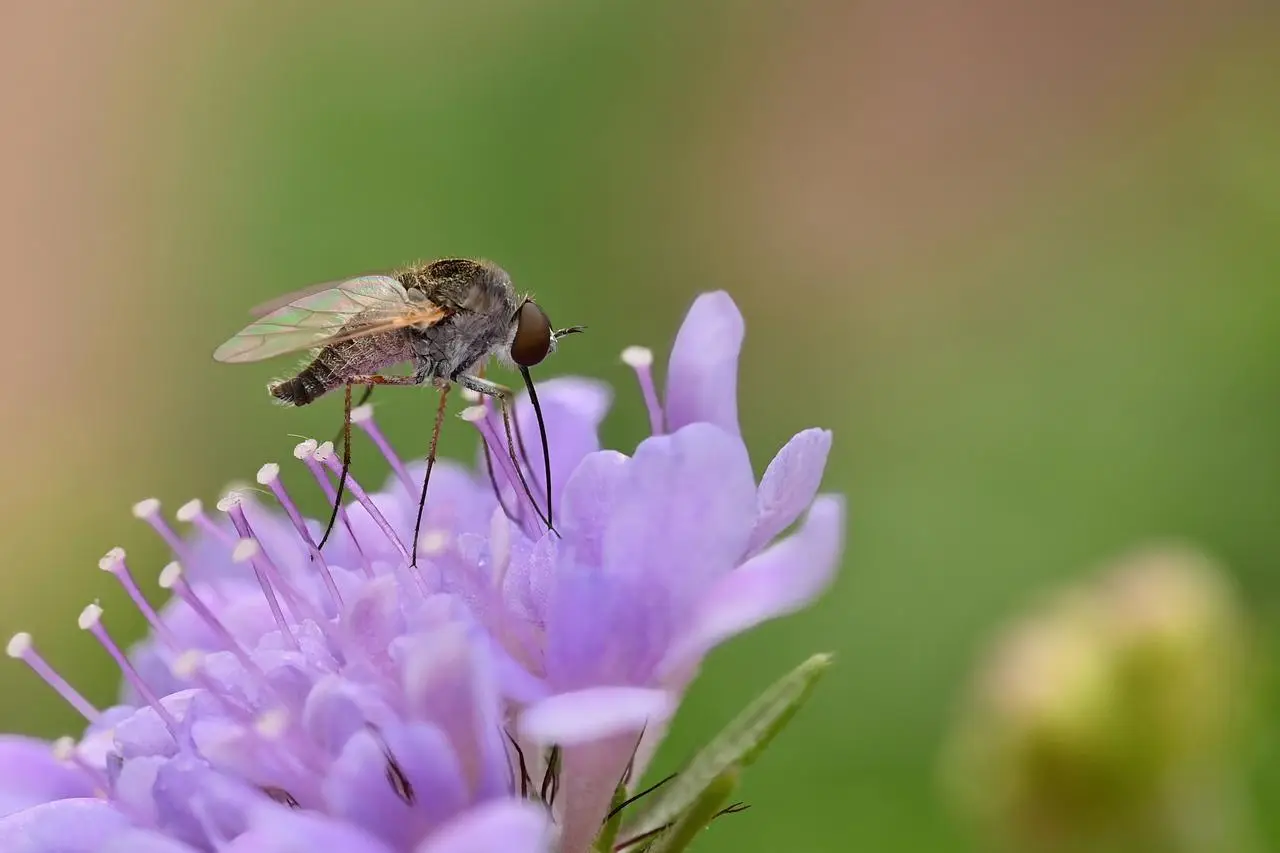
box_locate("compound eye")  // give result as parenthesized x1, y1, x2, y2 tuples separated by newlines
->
(511, 300, 552, 367)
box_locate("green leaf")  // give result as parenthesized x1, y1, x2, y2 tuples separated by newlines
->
(624, 652, 833, 839)
(594, 774, 630, 852)
(642, 768, 739, 853)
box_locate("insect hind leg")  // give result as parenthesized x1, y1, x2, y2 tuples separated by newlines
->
(316, 374, 423, 552)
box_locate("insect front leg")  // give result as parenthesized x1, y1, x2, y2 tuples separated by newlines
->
(454, 374, 513, 401)
(455, 374, 554, 534)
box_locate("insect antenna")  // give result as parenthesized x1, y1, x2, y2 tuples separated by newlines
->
(317, 383, 354, 550)
(518, 366, 555, 529)
(410, 385, 451, 568)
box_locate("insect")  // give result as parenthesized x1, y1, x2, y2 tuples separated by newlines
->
(213, 258, 583, 563)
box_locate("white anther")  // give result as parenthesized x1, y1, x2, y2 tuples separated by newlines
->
(459, 405, 487, 423)
(293, 439, 318, 460)
(351, 404, 375, 423)
(215, 492, 243, 513)
(231, 538, 260, 563)
(98, 547, 126, 573)
(158, 562, 183, 589)
(313, 441, 335, 463)
(77, 603, 103, 631)
(175, 499, 203, 523)
(131, 498, 161, 519)
(51, 737, 76, 762)
(418, 530, 450, 556)
(621, 346, 654, 368)
(6, 632, 32, 658)
(460, 387, 481, 403)
(255, 708, 290, 739)
(172, 650, 205, 679)
(256, 463, 280, 486)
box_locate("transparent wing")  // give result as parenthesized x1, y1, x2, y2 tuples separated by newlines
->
(247, 271, 388, 318)
(213, 275, 445, 363)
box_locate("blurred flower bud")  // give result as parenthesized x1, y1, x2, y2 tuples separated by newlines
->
(942, 545, 1257, 853)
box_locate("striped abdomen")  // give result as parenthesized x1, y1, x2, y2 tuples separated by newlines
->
(270, 331, 415, 406)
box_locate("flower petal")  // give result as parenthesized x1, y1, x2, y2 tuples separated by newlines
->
(400, 624, 508, 799)
(664, 495, 845, 674)
(0, 736, 95, 818)
(664, 291, 744, 436)
(603, 424, 757, 593)
(415, 799, 553, 853)
(747, 428, 833, 555)
(225, 807, 396, 853)
(0, 798, 132, 853)
(545, 565, 677, 689)
(559, 450, 631, 567)
(325, 723, 468, 848)
(520, 687, 674, 745)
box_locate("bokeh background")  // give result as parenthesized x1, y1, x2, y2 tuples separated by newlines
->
(3, 2, 1279, 851)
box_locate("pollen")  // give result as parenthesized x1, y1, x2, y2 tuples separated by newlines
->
(97, 547, 126, 572)
(621, 345, 654, 368)
(174, 499, 203, 523)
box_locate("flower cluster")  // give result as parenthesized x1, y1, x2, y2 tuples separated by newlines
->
(1, 292, 843, 853)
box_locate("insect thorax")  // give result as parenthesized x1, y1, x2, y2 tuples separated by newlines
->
(400, 259, 520, 381)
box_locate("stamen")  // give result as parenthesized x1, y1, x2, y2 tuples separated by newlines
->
(297, 440, 373, 578)
(255, 708, 291, 740)
(6, 632, 99, 722)
(98, 548, 180, 650)
(489, 508, 512, 587)
(52, 736, 110, 792)
(462, 406, 547, 537)
(224, 501, 320, 625)
(351, 405, 413, 493)
(159, 562, 269, 687)
(176, 499, 234, 544)
(257, 463, 343, 610)
(79, 604, 179, 737)
(622, 346, 664, 435)
(417, 530, 451, 557)
(133, 498, 196, 565)
(232, 539, 299, 652)
(460, 387, 482, 404)
(314, 445, 412, 565)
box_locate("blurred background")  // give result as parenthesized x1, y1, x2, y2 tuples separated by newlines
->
(2, 2, 1279, 851)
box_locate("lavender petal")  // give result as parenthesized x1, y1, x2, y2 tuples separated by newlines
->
(747, 428, 834, 555)
(521, 686, 674, 745)
(415, 799, 553, 853)
(664, 291, 744, 436)
(0, 736, 95, 818)
(665, 495, 845, 674)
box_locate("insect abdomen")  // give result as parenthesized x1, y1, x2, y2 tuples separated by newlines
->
(269, 358, 341, 406)
(269, 333, 416, 407)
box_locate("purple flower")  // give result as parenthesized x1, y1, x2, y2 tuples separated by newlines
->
(1, 292, 842, 853)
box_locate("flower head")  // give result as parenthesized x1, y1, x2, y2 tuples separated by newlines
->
(2, 292, 843, 852)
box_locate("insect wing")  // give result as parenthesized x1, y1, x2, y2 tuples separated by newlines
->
(214, 275, 425, 363)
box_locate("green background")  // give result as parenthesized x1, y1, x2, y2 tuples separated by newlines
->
(2, 4, 1278, 851)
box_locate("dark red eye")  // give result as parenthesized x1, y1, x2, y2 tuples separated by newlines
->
(511, 301, 552, 367)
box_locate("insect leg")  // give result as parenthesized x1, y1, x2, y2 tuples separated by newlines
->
(455, 374, 555, 534)
(328, 385, 374, 445)
(410, 382, 451, 568)
(315, 374, 422, 551)
(318, 382, 353, 550)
